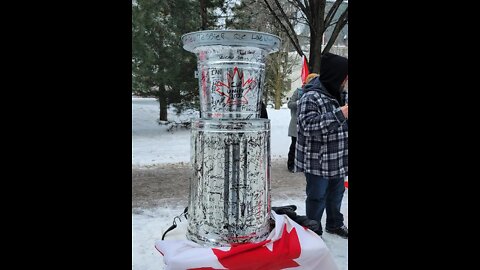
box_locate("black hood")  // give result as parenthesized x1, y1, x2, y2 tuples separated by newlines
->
(304, 76, 329, 96)
(319, 53, 348, 105)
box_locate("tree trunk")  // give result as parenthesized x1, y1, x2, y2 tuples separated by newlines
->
(199, 0, 208, 30)
(309, 33, 323, 73)
(309, 0, 325, 73)
(158, 86, 168, 121)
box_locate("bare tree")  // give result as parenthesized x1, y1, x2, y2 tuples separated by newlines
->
(263, 0, 348, 73)
(228, 0, 298, 108)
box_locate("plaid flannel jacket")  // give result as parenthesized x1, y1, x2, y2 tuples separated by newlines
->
(294, 84, 348, 179)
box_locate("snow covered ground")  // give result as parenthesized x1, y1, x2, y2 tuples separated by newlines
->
(132, 97, 348, 269)
(132, 97, 293, 167)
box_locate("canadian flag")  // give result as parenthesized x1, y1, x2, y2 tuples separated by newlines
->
(155, 211, 339, 270)
(300, 55, 309, 85)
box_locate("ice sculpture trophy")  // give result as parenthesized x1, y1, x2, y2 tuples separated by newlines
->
(182, 30, 281, 246)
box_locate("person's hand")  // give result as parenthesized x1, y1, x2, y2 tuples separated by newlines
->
(341, 104, 348, 119)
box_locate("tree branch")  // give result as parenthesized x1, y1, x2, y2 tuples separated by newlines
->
(291, 0, 310, 25)
(263, 0, 304, 57)
(324, 0, 343, 28)
(322, 7, 347, 54)
(272, 0, 302, 47)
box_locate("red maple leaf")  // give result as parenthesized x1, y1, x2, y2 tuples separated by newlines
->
(211, 224, 301, 270)
(214, 67, 256, 105)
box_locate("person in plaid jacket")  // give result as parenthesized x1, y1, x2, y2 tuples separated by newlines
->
(295, 52, 349, 238)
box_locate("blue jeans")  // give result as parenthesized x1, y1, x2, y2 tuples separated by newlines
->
(305, 173, 345, 233)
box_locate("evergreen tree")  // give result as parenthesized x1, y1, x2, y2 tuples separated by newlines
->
(132, 0, 225, 121)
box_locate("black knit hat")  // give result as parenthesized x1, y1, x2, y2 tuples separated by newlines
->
(320, 52, 348, 105)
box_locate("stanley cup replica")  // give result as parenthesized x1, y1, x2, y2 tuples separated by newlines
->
(182, 30, 281, 246)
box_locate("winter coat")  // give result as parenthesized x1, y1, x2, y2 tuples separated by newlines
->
(287, 87, 303, 137)
(295, 53, 348, 178)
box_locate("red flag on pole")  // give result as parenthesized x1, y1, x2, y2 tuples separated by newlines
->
(301, 55, 309, 84)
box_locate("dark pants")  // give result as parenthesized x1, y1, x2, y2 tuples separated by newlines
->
(305, 173, 345, 233)
(287, 136, 296, 169)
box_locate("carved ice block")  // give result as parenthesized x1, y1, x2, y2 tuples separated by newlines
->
(182, 30, 281, 119)
(182, 30, 280, 246)
(188, 119, 271, 246)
